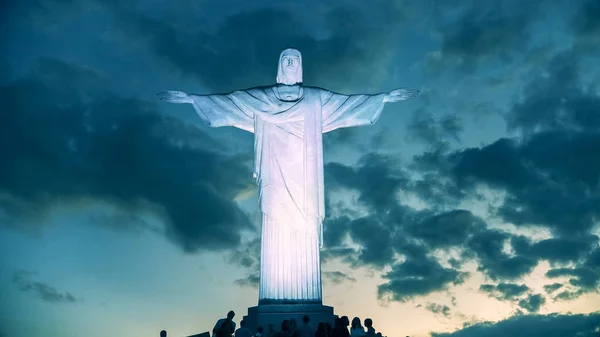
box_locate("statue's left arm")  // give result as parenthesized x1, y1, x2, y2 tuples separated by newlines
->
(320, 88, 420, 133)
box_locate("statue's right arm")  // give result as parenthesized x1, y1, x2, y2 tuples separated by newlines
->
(158, 89, 255, 133)
(157, 90, 193, 104)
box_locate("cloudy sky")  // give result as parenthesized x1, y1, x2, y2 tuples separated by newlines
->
(1, 0, 600, 336)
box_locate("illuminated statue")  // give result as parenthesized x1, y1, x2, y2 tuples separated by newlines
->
(158, 48, 419, 304)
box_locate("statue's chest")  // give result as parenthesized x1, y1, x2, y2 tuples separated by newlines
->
(276, 85, 301, 101)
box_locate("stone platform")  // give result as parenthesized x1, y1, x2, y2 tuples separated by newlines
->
(243, 303, 335, 333)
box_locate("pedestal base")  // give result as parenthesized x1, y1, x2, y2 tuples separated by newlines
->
(243, 303, 335, 333)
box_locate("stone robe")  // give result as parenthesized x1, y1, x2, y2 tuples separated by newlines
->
(190, 84, 386, 303)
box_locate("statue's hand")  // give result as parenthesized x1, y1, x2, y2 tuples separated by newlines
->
(157, 90, 192, 104)
(384, 88, 420, 103)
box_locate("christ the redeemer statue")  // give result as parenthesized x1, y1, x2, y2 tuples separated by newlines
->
(158, 48, 419, 304)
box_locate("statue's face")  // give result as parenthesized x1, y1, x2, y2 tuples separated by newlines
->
(282, 55, 300, 77)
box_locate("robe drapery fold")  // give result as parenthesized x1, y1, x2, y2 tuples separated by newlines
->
(190, 85, 386, 302)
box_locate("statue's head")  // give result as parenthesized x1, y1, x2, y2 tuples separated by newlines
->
(276, 48, 302, 85)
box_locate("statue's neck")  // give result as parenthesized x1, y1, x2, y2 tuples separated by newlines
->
(275, 84, 303, 102)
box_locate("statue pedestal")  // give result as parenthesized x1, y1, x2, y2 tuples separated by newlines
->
(243, 303, 335, 333)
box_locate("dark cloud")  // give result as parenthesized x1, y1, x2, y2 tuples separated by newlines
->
(432, 312, 600, 337)
(0, 58, 254, 252)
(406, 209, 485, 249)
(321, 247, 358, 265)
(553, 290, 584, 301)
(234, 273, 260, 289)
(543, 283, 564, 294)
(512, 235, 598, 264)
(508, 51, 600, 133)
(408, 172, 466, 208)
(347, 216, 396, 269)
(424, 302, 451, 318)
(492, 51, 600, 239)
(323, 155, 481, 301)
(479, 283, 530, 301)
(497, 136, 600, 236)
(325, 153, 409, 212)
(378, 246, 468, 302)
(543, 247, 600, 299)
(324, 154, 481, 269)
(323, 128, 361, 150)
(429, 0, 544, 73)
(518, 294, 546, 313)
(323, 271, 357, 285)
(228, 238, 261, 269)
(416, 130, 600, 237)
(228, 238, 261, 288)
(322, 215, 351, 248)
(546, 267, 598, 292)
(13, 271, 78, 304)
(406, 109, 463, 145)
(466, 230, 537, 281)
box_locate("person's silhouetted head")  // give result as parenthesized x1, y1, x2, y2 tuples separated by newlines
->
(364, 319, 373, 328)
(227, 311, 235, 319)
(257, 326, 263, 333)
(281, 320, 290, 332)
(303, 315, 310, 324)
(351, 317, 361, 329)
(341, 316, 349, 327)
(317, 322, 326, 334)
(160, 330, 167, 337)
(240, 319, 246, 327)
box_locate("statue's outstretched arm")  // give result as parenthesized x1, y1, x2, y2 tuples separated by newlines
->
(157, 89, 255, 132)
(157, 90, 193, 104)
(321, 87, 420, 133)
(383, 88, 420, 103)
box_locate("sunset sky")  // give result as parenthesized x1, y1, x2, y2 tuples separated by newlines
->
(1, 0, 600, 336)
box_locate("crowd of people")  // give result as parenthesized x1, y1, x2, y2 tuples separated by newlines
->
(211, 311, 386, 337)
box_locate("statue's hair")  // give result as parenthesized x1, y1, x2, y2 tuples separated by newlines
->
(276, 48, 303, 85)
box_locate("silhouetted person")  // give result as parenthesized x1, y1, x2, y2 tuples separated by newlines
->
(290, 318, 299, 337)
(340, 317, 350, 331)
(267, 324, 277, 337)
(278, 320, 292, 337)
(363, 319, 375, 337)
(332, 316, 349, 337)
(213, 310, 236, 337)
(236, 319, 253, 337)
(324, 323, 332, 337)
(331, 318, 340, 337)
(254, 326, 264, 337)
(350, 317, 365, 337)
(315, 322, 328, 337)
(160, 330, 167, 337)
(298, 315, 314, 337)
